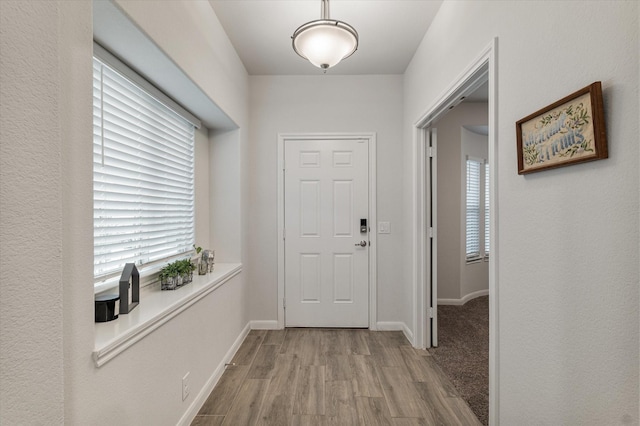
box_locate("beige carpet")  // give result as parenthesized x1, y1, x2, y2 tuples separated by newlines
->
(428, 296, 489, 425)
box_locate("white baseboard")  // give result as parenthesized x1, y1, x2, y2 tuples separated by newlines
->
(401, 323, 414, 344)
(250, 320, 279, 330)
(438, 289, 489, 306)
(178, 322, 251, 426)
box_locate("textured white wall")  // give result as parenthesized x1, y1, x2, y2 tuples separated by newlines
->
(433, 103, 488, 301)
(405, 1, 639, 423)
(247, 75, 405, 324)
(0, 1, 72, 422)
(1, 1, 250, 424)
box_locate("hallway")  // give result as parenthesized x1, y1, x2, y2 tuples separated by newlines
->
(192, 329, 481, 425)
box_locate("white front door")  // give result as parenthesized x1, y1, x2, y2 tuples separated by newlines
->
(284, 138, 369, 327)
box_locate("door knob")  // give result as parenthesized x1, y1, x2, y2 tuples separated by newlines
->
(355, 240, 367, 247)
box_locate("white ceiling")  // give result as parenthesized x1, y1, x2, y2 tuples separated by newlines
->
(209, 0, 444, 75)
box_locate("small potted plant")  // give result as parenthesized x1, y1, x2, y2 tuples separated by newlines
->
(160, 262, 179, 290)
(160, 257, 196, 290)
(178, 258, 194, 285)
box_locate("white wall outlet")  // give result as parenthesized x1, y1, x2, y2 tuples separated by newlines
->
(378, 221, 391, 234)
(182, 372, 190, 401)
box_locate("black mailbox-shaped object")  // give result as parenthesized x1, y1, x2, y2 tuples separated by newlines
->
(119, 263, 139, 314)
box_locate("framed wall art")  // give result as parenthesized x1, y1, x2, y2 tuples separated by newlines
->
(516, 81, 607, 174)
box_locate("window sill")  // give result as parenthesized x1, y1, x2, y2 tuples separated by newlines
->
(93, 262, 242, 367)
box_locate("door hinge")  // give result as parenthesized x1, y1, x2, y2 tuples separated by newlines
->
(427, 147, 435, 158)
(283, 298, 286, 309)
(283, 229, 286, 240)
(427, 307, 434, 318)
(428, 227, 434, 238)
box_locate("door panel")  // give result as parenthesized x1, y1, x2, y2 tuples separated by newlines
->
(300, 254, 320, 302)
(285, 139, 369, 327)
(333, 180, 353, 236)
(333, 254, 354, 302)
(300, 180, 320, 236)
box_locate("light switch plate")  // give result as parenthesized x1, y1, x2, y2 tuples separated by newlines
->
(378, 222, 390, 234)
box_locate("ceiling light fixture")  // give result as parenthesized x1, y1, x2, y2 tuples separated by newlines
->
(291, 0, 358, 72)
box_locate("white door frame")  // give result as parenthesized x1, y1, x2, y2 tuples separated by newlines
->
(425, 128, 438, 348)
(277, 133, 377, 330)
(412, 39, 499, 425)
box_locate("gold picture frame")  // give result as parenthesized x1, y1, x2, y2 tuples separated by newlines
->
(516, 82, 607, 174)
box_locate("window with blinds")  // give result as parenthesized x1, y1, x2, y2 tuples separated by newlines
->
(93, 56, 195, 284)
(465, 157, 490, 262)
(484, 161, 490, 259)
(465, 158, 482, 261)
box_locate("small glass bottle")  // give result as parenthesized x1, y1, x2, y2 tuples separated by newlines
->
(207, 250, 215, 273)
(198, 250, 209, 275)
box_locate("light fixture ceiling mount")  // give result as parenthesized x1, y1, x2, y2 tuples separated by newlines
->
(291, 0, 359, 72)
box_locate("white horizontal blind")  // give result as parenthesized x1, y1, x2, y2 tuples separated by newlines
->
(484, 161, 490, 258)
(93, 57, 195, 283)
(465, 158, 481, 261)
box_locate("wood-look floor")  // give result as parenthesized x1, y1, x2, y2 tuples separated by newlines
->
(192, 329, 481, 426)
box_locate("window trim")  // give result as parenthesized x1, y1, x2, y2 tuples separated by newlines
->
(484, 160, 490, 261)
(465, 156, 482, 262)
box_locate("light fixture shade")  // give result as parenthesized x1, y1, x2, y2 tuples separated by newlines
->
(292, 20, 358, 70)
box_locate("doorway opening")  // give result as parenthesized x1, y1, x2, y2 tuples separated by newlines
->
(428, 97, 490, 424)
(412, 39, 498, 425)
